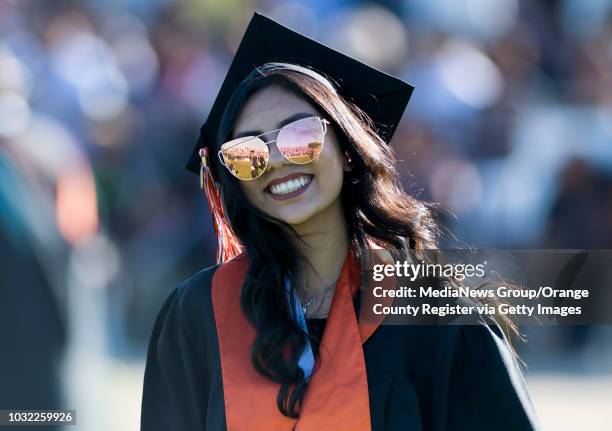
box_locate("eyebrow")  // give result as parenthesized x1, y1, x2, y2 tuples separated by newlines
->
(232, 112, 316, 139)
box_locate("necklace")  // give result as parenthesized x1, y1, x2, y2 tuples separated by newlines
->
(299, 280, 337, 315)
(301, 298, 318, 314)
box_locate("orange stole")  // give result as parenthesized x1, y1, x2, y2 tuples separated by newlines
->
(211, 249, 392, 430)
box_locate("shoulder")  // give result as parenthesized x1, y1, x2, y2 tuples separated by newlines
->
(175, 264, 220, 312)
(147, 263, 221, 349)
(171, 252, 249, 322)
(432, 318, 514, 368)
(428, 318, 530, 401)
(392, 319, 514, 376)
(169, 264, 221, 338)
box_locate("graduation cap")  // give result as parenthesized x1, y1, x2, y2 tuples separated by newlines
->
(188, 11, 414, 263)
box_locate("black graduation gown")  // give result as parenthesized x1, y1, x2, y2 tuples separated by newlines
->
(140, 265, 539, 431)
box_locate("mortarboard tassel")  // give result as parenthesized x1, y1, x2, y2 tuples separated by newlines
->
(199, 147, 242, 264)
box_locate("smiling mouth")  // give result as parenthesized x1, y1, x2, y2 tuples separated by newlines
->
(265, 174, 313, 200)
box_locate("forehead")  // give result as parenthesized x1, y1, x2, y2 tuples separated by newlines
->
(233, 85, 319, 133)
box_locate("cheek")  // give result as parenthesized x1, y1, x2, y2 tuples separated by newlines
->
(239, 181, 265, 210)
(312, 141, 346, 197)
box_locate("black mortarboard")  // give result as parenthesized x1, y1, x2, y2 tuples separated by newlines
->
(185, 10, 414, 175)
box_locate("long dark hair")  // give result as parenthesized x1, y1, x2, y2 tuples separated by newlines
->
(209, 62, 510, 417)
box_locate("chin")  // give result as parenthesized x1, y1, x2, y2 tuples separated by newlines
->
(274, 211, 316, 226)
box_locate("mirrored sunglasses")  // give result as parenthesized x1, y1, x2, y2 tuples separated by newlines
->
(218, 116, 330, 181)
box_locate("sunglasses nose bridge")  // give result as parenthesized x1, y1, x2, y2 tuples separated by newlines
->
(265, 136, 286, 168)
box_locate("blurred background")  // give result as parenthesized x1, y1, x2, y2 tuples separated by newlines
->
(0, 0, 611, 429)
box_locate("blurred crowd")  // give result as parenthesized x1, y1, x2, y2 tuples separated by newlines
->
(1, 0, 611, 428)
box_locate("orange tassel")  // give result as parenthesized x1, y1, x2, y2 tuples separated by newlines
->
(199, 147, 243, 264)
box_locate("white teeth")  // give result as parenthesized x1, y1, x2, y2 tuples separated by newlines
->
(269, 175, 312, 196)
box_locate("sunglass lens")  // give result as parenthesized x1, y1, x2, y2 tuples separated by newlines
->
(220, 137, 269, 180)
(277, 117, 325, 164)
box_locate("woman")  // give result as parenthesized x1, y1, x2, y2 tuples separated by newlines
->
(140, 12, 539, 431)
